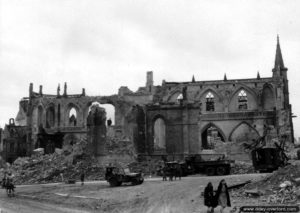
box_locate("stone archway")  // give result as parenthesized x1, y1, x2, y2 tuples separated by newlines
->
(201, 123, 225, 149)
(229, 122, 260, 142)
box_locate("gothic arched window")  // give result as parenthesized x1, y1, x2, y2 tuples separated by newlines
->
(69, 107, 77, 126)
(238, 90, 248, 110)
(206, 92, 215, 111)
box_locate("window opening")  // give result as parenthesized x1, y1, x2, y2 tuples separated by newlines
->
(69, 108, 77, 126)
(206, 92, 215, 111)
(238, 90, 248, 110)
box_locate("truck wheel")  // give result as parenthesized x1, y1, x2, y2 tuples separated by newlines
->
(109, 178, 119, 187)
(216, 166, 226, 175)
(205, 167, 215, 176)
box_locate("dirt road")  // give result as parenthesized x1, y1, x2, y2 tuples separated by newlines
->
(0, 196, 89, 213)
(0, 174, 268, 213)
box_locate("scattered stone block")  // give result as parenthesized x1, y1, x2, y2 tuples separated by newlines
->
(294, 177, 300, 186)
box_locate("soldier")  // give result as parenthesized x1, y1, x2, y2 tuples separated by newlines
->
(174, 163, 182, 180)
(6, 172, 15, 196)
(80, 171, 85, 186)
(162, 165, 167, 181)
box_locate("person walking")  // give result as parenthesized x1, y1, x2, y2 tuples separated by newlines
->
(215, 179, 231, 213)
(80, 171, 85, 186)
(6, 172, 15, 196)
(60, 173, 64, 183)
(204, 182, 215, 213)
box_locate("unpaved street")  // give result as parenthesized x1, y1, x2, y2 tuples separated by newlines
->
(0, 174, 268, 213)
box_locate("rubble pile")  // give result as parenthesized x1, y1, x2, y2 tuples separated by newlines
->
(8, 152, 104, 185)
(231, 161, 255, 174)
(2, 137, 106, 185)
(128, 159, 164, 176)
(283, 140, 300, 160)
(0, 136, 156, 184)
(267, 181, 298, 204)
(257, 164, 300, 189)
(234, 164, 300, 204)
(106, 136, 137, 158)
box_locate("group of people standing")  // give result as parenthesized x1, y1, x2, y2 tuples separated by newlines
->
(161, 163, 182, 181)
(204, 179, 231, 213)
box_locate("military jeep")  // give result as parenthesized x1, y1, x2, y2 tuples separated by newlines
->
(105, 166, 144, 187)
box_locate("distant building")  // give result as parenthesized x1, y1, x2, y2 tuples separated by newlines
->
(2, 119, 27, 163)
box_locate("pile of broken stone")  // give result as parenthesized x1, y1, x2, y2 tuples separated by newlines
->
(231, 161, 255, 174)
(1, 138, 104, 185)
(232, 163, 300, 205)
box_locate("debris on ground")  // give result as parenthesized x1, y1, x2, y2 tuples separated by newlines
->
(231, 161, 255, 174)
(0, 137, 104, 185)
(235, 163, 300, 204)
(0, 135, 160, 185)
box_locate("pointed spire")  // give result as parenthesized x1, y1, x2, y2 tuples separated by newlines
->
(257, 71, 260, 79)
(63, 82, 67, 96)
(274, 35, 285, 69)
(224, 73, 227, 81)
(192, 75, 195, 83)
(57, 83, 60, 96)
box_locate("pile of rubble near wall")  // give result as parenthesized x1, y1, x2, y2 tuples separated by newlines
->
(4, 138, 104, 185)
(105, 136, 164, 176)
(234, 162, 300, 204)
(106, 136, 137, 158)
(2, 135, 153, 184)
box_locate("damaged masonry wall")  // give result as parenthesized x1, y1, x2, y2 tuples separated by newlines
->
(2, 37, 294, 163)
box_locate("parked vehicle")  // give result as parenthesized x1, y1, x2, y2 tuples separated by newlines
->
(184, 154, 233, 176)
(157, 153, 233, 177)
(105, 166, 144, 187)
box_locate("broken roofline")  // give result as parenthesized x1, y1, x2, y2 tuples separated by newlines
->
(164, 77, 273, 85)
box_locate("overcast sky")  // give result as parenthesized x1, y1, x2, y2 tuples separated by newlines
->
(0, 0, 300, 138)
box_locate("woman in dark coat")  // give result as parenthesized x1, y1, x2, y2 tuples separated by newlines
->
(204, 182, 215, 213)
(215, 179, 231, 213)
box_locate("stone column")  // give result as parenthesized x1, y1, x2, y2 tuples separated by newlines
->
(87, 106, 107, 156)
(182, 105, 189, 155)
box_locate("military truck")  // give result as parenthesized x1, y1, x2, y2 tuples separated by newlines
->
(184, 153, 234, 176)
(157, 152, 234, 176)
(105, 166, 144, 187)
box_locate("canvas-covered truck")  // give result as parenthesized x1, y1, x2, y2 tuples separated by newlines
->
(184, 153, 234, 176)
(105, 166, 144, 187)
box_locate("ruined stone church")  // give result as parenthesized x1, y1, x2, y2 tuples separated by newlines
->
(2, 37, 294, 162)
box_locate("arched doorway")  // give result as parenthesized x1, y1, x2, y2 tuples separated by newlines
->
(201, 125, 225, 149)
(229, 122, 259, 142)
